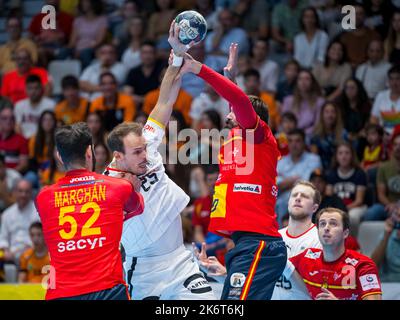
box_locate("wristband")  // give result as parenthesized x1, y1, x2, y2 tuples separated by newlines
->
(172, 53, 183, 67)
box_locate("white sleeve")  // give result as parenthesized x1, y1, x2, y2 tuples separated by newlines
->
(143, 118, 165, 169)
(0, 212, 10, 249)
(13, 103, 22, 124)
(283, 260, 296, 279)
(371, 93, 383, 119)
(317, 32, 329, 65)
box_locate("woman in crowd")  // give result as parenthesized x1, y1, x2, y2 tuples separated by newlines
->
(94, 142, 111, 174)
(86, 111, 106, 146)
(384, 10, 400, 64)
(311, 102, 347, 170)
(120, 16, 146, 70)
(312, 40, 352, 101)
(281, 69, 325, 137)
(326, 141, 368, 237)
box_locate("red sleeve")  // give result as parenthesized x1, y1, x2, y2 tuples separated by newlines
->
(356, 259, 382, 299)
(192, 199, 201, 226)
(289, 250, 305, 271)
(121, 183, 144, 221)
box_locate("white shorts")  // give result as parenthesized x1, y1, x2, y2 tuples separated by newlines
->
(124, 245, 216, 300)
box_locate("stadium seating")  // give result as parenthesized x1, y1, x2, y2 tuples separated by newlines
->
(358, 221, 385, 257)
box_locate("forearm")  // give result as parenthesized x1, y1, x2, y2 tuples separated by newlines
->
(371, 235, 390, 266)
(158, 65, 180, 104)
(198, 64, 257, 129)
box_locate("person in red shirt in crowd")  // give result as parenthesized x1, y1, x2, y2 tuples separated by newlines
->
(28, 0, 74, 64)
(275, 112, 298, 157)
(1, 48, 51, 104)
(285, 207, 382, 300)
(170, 24, 286, 300)
(0, 104, 29, 173)
(35, 122, 144, 300)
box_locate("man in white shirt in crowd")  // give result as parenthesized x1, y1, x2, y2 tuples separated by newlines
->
(0, 179, 39, 264)
(370, 65, 400, 135)
(0, 154, 21, 212)
(251, 38, 279, 94)
(356, 40, 391, 100)
(79, 43, 127, 101)
(14, 74, 55, 139)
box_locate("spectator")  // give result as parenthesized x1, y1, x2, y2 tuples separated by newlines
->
(90, 72, 136, 132)
(86, 112, 106, 146)
(276, 60, 300, 103)
(181, 41, 225, 98)
(0, 16, 38, 75)
(281, 70, 325, 137)
(326, 142, 367, 237)
(355, 40, 391, 100)
(205, 8, 249, 57)
(55, 75, 89, 125)
(79, 43, 127, 100)
(370, 65, 400, 135)
(309, 169, 347, 214)
(294, 7, 329, 69)
(364, 0, 394, 40)
(0, 105, 29, 173)
(312, 41, 352, 101)
(243, 69, 279, 132)
(276, 128, 322, 222)
(384, 10, 400, 64)
(339, 4, 381, 67)
(28, 111, 56, 184)
(124, 41, 166, 106)
(143, 68, 193, 126)
(28, 0, 74, 66)
(336, 77, 371, 144)
(361, 123, 387, 172)
(275, 112, 298, 157)
(371, 211, 400, 282)
(250, 38, 279, 94)
(190, 84, 229, 132)
(119, 16, 145, 70)
(1, 48, 51, 104)
(0, 96, 12, 111)
(310, 102, 347, 171)
(67, 0, 108, 68)
(194, 0, 219, 31)
(146, 0, 176, 50)
(0, 180, 39, 263)
(39, 149, 66, 186)
(363, 133, 400, 222)
(18, 222, 50, 284)
(0, 154, 21, 212)
(94, 142, 110, 174)
(111, 0, 143, 46)
(271, 0, 307, 54)
(233, 0, 269, 39)
(14, 75, 56, 139)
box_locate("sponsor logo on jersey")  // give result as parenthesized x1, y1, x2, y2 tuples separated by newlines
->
(183, 274, 212, 294)
(144, 124, 155, 133)
(69, 176, 95, 184)
(333, 272, 342, 281)
(233, 184, 262, 194)
(305, 249, 321, 260)
(309, 271, 319, 276)
(345, 257, 359, 266)
(230, 273, 246, 288)
(359, 274, 380, 291)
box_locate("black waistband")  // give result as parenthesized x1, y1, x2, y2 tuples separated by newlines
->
(231, 231, 281, 245)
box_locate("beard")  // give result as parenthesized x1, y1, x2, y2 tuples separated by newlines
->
(289, 211, 310, 221)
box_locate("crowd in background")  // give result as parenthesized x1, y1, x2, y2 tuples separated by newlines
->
(0, 0, 399, 287)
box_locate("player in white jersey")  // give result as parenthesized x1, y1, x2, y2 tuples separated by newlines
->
(271, 180, 322, 300)
(104, 47, 215, 299)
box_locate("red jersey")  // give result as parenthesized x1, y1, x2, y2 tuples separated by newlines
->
(0, 131, 28, 169)
(1, 67, 50, 103)
(290, 248, 382, 300)
(192, 195, 212, 236)
(209, 119, 281, 238)
(35, 169, 144, 300)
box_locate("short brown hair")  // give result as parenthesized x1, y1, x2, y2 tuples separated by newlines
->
(292, 180, 321, 205)
(248, 95, 269, 124)
(107, 122, 143, 153)
(315, 207, 350, 230)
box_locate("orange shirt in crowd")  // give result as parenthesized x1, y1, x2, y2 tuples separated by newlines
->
(29, 135, 50, 169)
(19, 248, 50, 283)
(259, 92, 280, 132)
(55, 97, 89, 125)
(143, 88, 193, 125)
(1, 67, 50, 103)
(90, 93, 136, 125)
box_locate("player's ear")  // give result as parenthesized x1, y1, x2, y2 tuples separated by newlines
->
(55, 150, 64, 166)
(343, 228, 349, 240)
(312, 203, 319, 214)
(113, 150, 123, 161)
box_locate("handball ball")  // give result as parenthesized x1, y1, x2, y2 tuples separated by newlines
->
(175, 10, 207, 45)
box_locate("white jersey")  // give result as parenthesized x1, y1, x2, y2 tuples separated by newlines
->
(106, 118, 190, 257)
(271, 224, 321, 300)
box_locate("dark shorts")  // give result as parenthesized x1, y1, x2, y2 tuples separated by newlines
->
(55, 284, 130, 300)
(221, 232, 287, 300)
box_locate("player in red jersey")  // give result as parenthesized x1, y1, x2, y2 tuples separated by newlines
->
(285, 207, 382, 300)
(35, 122, 144, 300)
(169, 29, 286, 300)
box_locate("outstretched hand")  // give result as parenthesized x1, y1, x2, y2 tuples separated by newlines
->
(192, 242, 227, 277)
(223, 43, 239, 82)
(168, 21, 195, 57)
